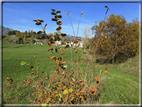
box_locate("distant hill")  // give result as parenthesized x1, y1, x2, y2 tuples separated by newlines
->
(1, 26, 14, 35)
(62, 34, 86, 41)
(52, 32, 85, 41)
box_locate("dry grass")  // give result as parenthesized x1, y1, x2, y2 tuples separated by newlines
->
(117, 55, 139, 76)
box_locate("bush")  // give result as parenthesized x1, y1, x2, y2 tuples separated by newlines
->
(32, 40, 36, 44)
(2, 35, 7, 39)
(35, 35, 40, 39)
(7, 35, 17, 45)
(16, 37, 24, 44)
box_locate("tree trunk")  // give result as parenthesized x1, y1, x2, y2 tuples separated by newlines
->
(112, 54, 115, 64)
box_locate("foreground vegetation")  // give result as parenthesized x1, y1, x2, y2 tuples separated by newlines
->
(2, 41, 139, 104)
(2, 7, 140, 105)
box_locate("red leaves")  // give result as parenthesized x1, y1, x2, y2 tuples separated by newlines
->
(95, 76, 99, 85)
(55, 48, 58, 52)
(48, 41, 55, 46)
(57, 70, 60, 74)
(90, 87, 96, 95)
(45, 77, 48, 80)
(35, 73, 40, 77)
(48, 56, 56, 60)
(62, 49, 65, 55)
(75, 49, 77, 54)
(59, 61, 67, 65)
(104, 67, 108, 73)
(48, 48, 53, 51)
(39, 80, 43, 85)
(7, 77, 13, 82)
(55, 59, 59, 63)
(72, 71, 75, 77)
(55, 65, 59, 71)
(79, 80, 84, 85)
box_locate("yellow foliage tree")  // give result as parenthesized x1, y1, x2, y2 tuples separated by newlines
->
(91, 14, 139, 63)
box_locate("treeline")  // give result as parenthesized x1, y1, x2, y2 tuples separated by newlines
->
(7, 30, 62, 44)
(90, 14, 139, 64)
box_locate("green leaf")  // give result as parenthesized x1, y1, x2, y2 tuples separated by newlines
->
(43, 24, 47, 30)
(31, 68, 34, 71)
(72, 78, 75, 81)
(63, 89, 68, 95)
(68, 88, 73, 93)
(47, 98, 51, 101)
(65, 97, 68, 102)
(59, 35, 63, 39)
(56, 93, 62, 97)
(38, 93, 42, 97)
(21, 61, 26, 65)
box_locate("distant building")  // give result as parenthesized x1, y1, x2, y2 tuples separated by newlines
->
(55, 40, 62, 46)
(34, 42, 43, 45)
(55, 40, 84, 48)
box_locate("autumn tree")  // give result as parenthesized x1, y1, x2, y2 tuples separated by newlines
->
(15, 31, 22, 37)
(54, 33, 61, 41)
(91, 14, 139, 63)
(8, 30, 19, 35)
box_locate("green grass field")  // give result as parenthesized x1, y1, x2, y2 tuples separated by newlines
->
(2, 40, 139, 104)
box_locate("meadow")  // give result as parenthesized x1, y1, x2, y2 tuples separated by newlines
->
(2, 40, 139, 104)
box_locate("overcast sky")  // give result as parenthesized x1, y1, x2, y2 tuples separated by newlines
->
(2, 2, 140, 37)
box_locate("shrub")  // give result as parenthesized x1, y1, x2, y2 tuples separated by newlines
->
(8, 35, 17, 45)
(35, 35, 40, 39)
(2, 35, 7, 39)
(32, 40, 36, 44)
(16, 37, 24, 44)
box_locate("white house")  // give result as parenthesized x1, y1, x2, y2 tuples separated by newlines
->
(34, 42, 43, 45)
(55, 40, 62, 46)
(55, 40, 84, 48)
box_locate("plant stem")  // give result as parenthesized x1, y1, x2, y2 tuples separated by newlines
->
(68, 15, 75, 37)
(76, 14, 82, 37)
(89, 39, 100, 85)
(68, 15, 75, 71)
(34, 58, 39, 74)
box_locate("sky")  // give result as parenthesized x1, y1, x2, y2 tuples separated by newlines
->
(2, 2, 140, 38)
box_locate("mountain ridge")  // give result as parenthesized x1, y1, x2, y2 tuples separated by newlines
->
(1, 26, 14, 35)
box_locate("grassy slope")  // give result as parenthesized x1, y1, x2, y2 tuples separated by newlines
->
(2, 40, 139, 104)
